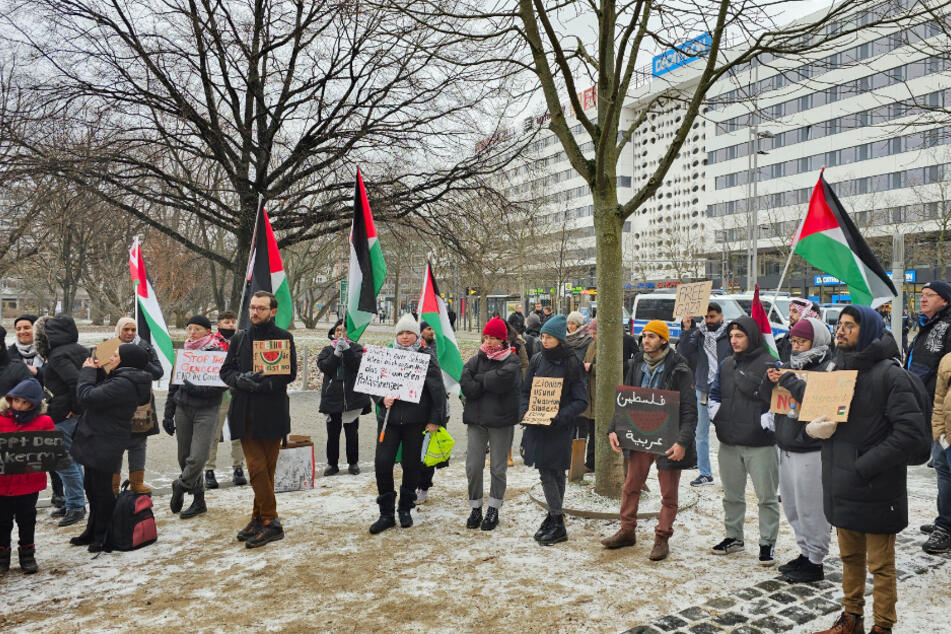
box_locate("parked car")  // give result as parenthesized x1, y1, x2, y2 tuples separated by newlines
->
(721, 292, 792, 339)
(820, 303, 851, 333)
(631, 292, 746, 342)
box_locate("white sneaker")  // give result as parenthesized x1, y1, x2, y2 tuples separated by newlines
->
(415, 489, 428, 504)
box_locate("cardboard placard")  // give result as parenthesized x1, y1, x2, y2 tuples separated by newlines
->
(354, 345, 431, 403)
(172, 349, 228, 387)
(0, 430, 71, 475)
(672, 280, 714, 319)
(522, 377, 563, 426)
(797, 370, 858, 422)
(769, 369, 811, 416)
(612, 385, 681, 454)
(94, 337, 122, 374)
(274, 440, 315, 493)
(253, 339, 292, 375)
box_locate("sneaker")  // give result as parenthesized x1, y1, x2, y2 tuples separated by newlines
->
(758, 544, 775, 566)
(923, 526, 951, 554)
(690, 475, 714, 487)
(778, 554, 808, 574)
(232, 467, 247, 486)
(921, 523, 935, 534)
(58, 508, 85, 527)
(348, 464, 360, 475)
(323, 465, 340, 476)
(204, 469, 219, 490)
(466, 507, 483, 529)
(245, 519, 284, 549)
(415, 489, 428, 504)
(237, 519, 262, 542)
(784, 560, 824, 583)
(711, 537, 744, 555)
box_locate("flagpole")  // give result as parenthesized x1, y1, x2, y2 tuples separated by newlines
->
(237, 194, 264, 327)
(769, 168, 822, 319)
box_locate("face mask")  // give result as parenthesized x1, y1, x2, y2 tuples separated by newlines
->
(11, 407, 38, 424)
(218, 328, 235, 340)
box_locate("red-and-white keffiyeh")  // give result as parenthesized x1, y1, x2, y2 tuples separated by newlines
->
(185, 332, 219, 351)
(481, 341, 513, 361)
(789, 298, 819, 320)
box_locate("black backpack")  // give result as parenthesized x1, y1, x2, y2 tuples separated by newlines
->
(884, 359, 933, 465)
(109, 482, 158, 551)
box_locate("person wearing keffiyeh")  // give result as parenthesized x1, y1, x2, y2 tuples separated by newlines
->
(776, 298, 822, 363)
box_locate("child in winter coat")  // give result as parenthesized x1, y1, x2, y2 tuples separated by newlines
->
(0, 378, 55, 574)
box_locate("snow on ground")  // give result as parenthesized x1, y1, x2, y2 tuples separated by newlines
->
(0, 457, 946, 633)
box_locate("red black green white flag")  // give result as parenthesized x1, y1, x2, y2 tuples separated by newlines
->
(239, 202, 293, 329)
(128, 238, 174, 381)
(792, 172, 897, 307)
(752, 285, 779, 360)
(346, 168, 386, 341)
(418, 259, 463, 394)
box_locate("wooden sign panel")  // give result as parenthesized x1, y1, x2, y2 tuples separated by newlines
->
(769, 369, 811, 416)
(672, 280, 714, 319)
(253, 339, 292, 375)
(522, 377, 563, 426)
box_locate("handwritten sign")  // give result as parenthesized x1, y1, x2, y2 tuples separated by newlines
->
(0, 431, 71, 475)
(797, 370, 858, 422)
(769, 369, 810, 416)
(354, 345, 431, 403)
(612, 385, 680, 454)
(94, 337, 122, 374)
(522, 377, 563, 426)
(672, 280, 714, 319)
(253, 339, 292, 375)
(172, 350, 228, 387)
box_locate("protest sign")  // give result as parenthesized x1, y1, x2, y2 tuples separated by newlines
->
(672, 280, 714, 319)
(522, 377, 563, 426)
(274, 435, 315, 493)
(354, 345, 431, 403)
(253, 339, 292, 375)
(769, 369, 810, 416)
(94, 337, 122, 373)
(612, 385, 680, 454)
(797, 370, 858, 422)
(172, 350, 228, 387)
(0, 430, 71, 475)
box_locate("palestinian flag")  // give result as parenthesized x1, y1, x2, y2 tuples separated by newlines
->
(239, 202, 293, 330)
(792, 171, 897, 307)
(752, 285, 779, 360)
(418, 259, 463, 394)
(346, 168, 386, 341)
(128, 238, 175, 381)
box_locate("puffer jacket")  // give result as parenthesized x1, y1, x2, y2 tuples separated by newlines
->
(0, 350, 32, 400)
(770, 349, 835, 453)
(932, 352, 951, 443)
(460, 350, 522, 428)
(34, 315, 90, 423)
(0, 401, 55, 496)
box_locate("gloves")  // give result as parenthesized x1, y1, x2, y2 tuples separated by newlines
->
(337, 338, 350, 352)
(162, 416, 175, 436)
(236, 370, 264, 392)
(182, 379, 198, 393)
(333, 346, 343, 357)
(805, 415, 839, 439)
(760, 412, 775, 432)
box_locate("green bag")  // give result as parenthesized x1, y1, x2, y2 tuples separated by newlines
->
(421, 427, 454, 467)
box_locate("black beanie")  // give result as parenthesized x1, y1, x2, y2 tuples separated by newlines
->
(118, 343, 150, 370)
(14, 314, 38, 328)
(923, 281, 951, 304)
(186, 315, 212, 330)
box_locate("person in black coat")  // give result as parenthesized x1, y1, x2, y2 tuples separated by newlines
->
(807, 305, 923, 634)
(461, 317, 522, 531)
(602, 320, 697, 561)
(219, 291, 297, 549)
(33, 314, 89, 526)
(519, 314, 588, 546)
(317, 320, 370, 477)
(0, 327, 33, 402)
(368, 314, 447, 535)
(507, 304, 526, 335)
(7, 315, 44, 384)
(68, 343, 152, 553)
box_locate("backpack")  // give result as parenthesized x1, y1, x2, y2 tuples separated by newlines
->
(884, 359, 933, 465)
(109, 482, 158, 551)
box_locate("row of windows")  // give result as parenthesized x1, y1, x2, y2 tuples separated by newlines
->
(714, 127, 949, 191)
(541, 176, 633, 206)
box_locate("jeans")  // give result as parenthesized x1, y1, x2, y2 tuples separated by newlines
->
(695, 390, 712, 477)
(55, 417, 86, 511)
(933, 442, 951, 532)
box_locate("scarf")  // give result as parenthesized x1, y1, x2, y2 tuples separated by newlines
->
(789, 344, 830, 370)
(542, 343, 579, 383)
(217, 328, 235, 340)
(185, 332, 218, 351)
(702, 321, 727, 384)
(11, 407, 39, 424)
(481, 341, 512, 361)
(790, 298, 820, 320)
(641, 347, 669, 388)
(566, 327, 592, 352)
(393, 339, 422, 352)
(15, 342, 44, 368)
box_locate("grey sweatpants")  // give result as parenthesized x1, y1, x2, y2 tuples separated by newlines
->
(175, 403, 221, 492)
(779, 449, 831, 564)
(206, 392, 243, 470)
(718, 443, 780, 546)
(465, 425, 514, 509)
(539, 468, 566, 517)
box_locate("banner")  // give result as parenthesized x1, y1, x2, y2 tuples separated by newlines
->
(172, 350, 228, 387)
(0, 431, 71, 475)
(253, 340, 292, 375)
(612, 385, 680, 454)
(522, 377, 563, 426)
(354, 345, 431, 403)
(672, 280, 713, 319)
(797, 370, 858, 422)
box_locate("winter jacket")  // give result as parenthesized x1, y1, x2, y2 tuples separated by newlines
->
(34, 315, 89, 423)
(136, 338, 165, 382)
(710, 316, 775, 447)
(823, 334, 923, 535)
(931, 352, 951, 443)
(0, 355, 33, 401)
(580, 342, 597, 419)
(219, 321, 297, 441)
(460, 351, 522, 428)
(615, 349, 698, 470)
(519, 347, 588, 471)
(163, 341, 228, 422)
(373, 346, 447, 428)
(905, 304, 951, 400)
(6, 343, 44, 386)
(678, 321, 732, 393)
(71, 366, 152, 471)
(0, 402, 55, 497)
(771, 351, 835, 453)
(776, 335, 792, 365)
(507, 311, 526, 335)
(317, 343, 371, 415)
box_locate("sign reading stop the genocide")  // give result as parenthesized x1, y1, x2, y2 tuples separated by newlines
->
(354, 345, 431, 404)
(172, 350, 228, 387)
(253, 339, 293, 375)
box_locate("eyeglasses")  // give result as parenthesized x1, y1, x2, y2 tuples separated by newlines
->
(921, 291, 939, 299)
(836, 322, 857, 333)
(249, 306, 272, 313)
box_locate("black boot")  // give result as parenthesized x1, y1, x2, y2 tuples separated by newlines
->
(18, 544, 38, 574)
(398, 508, 413, 528)
(233, 467, 247, 486)
(0, 546, 9, 574)
(170, 479, 186, 514)
(180, 490, 207, 519)
(466, 507, 483, 529)
(50, 472, 65, 508)
(58, 508, 85, 527)
(538, 514, 567, 546)
(245, 518, 284, 549)
(204, 470, 219, 490)
(370, 493, 397, 534)
(70, 521, 95, 546)
(481, 507, 499, 531)
(534, 514, 553, 541)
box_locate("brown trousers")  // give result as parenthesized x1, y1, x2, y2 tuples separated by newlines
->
(620, 450, 681, 538)
(242, 436, 282, 522)
(837, 528, 897, 629)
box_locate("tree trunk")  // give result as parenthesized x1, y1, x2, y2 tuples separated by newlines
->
(593, 188, 625, 499)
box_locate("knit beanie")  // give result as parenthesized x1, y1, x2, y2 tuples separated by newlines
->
(586, 318, 597, 334)
(566, 311, 585, 327)
(539, 314, 567, 342)
(186, 314, 212, 330)
(642, 320, 669, 342)
(923, 280, 951, 304)
(5, 378, 44, 408)
(13, 314, 38, 328)
(115, 316, 136, 338)
(788, 320, 815, 341)
(420, 320, 431, 331)
(483, 317, 508, 341)
(804, 317, 832, 348)
(394, 313, 420, 337)
(117, 343, 150, 370)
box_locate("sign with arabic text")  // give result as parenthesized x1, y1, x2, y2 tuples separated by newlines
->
(612, 385, 680, 455)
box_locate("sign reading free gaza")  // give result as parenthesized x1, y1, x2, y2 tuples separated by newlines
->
(652, 33, 712, 77)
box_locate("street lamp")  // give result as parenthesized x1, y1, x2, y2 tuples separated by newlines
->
(746, 128, 774, 291)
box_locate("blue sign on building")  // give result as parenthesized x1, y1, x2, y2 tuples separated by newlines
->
(652, 33, 713, 77)
(814, 271, 917, 286)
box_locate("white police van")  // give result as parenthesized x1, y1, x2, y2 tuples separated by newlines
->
(630, 292, 746, 342)
(720, 292, 792, 340)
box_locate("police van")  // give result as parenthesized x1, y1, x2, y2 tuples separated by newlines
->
(720, 292, 792, 340)
(630, 292, 747, 342)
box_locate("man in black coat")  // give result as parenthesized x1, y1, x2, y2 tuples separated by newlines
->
(603, 320, 697, 561)
(507, 304, 526, 335)
(317, 320, 370, 476)
(220, 291, 297, 549)
(808, 305, 923, 634)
